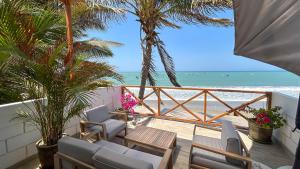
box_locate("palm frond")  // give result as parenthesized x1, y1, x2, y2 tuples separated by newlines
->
(155, 37, 181, 87)
(74, 38, 123, 59)
(162, 0, 233, 26)
(73, 1, 125, 31)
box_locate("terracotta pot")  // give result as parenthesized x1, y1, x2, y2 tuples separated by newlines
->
(248, 120, 273, 144)
(36, 140, 58, 169)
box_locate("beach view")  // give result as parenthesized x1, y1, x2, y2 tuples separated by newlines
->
(118, 71, 300, 98)
(0, 1, 300, 169)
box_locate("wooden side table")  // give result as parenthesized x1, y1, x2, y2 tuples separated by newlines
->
(125, 126, 177, 169)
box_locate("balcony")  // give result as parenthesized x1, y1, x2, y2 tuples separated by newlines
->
(0, 86, 298, 169)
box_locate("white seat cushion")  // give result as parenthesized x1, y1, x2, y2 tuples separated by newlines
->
(89, 119, 126, 140)
(124, 149, 162, 169)
(192, 135, 242, 169)
(221, 120, 243, 166)
(93, 147, 153, 169)
(94, 140, 129, 154)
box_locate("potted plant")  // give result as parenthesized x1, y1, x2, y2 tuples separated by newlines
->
(13, 48, 121, 169)
(245, 106, 286, 144)
(120, 93, 139, 124)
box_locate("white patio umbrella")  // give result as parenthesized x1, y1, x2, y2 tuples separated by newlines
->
(233, 1, 300, 168)
(233, 0, 300, 76)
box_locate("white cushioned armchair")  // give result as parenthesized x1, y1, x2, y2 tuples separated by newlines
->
(189, 121, 252, 169)
(80, 105, 127, 141)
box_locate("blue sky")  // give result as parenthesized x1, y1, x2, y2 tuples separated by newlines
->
(86, 10, 281, 72)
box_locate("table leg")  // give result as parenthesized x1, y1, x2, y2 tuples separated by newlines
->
(168, 153, 173, 169)
(168, 138, 176, 169)
(173, 138, 177, 149)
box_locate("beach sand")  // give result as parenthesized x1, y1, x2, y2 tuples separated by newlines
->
(134, 100, 256, 128)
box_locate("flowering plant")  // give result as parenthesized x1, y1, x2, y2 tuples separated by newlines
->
(121, 93, 138, 115)
(245, 106, 286, 129)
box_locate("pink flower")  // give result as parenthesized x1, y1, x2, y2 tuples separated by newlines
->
(257, 113, 266, 118)
(121, 93, 138, 115)
(263, 117, 271, 124)
(255, 113, 271, 125)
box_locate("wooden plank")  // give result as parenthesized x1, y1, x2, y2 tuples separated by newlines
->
(191, 143, 252, 162)
(204, 91, 207, 122)
(160, 89, 203, 121)
(125, 126, 176, 151)
(206, 112, 230, 123)
(155, 115, 200, 124)
(123, 87, 156, 114)
(157, 88, 161, 116)
(228, 95, 267, 114)
(140, 90, 155, 102)
(220, 95, 268, 120)
(158, 149, 173, 169)
(123, 85, 268, 94)
(207, 91, 242, 116)
(266, 92, 272, 110)
(56, 152, 96, 169)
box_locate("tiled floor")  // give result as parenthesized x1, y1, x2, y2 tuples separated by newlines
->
(16, 118, 294, 169)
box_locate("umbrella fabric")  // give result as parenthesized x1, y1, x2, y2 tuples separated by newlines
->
(294, 94, 300, 169)
(296, 94, 300, 130)
(234, 0, 300, 76)
(233, 1, 300, 168)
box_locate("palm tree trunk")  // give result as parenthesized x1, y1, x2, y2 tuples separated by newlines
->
(62, 0, 74, 66)
(138, 37, 153, 99)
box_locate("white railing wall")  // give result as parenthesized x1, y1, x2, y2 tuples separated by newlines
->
(0, 86, 121, 169)
(272, 92, 299, 155)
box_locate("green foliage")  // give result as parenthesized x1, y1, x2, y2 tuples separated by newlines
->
(0, 0, 122, 145)
(246, 106, 287, 129)
(0, 59, 28, 104)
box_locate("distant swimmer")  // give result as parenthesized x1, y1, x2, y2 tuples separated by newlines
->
(136, 76, 139, 79)
(226, 74, 230, 77)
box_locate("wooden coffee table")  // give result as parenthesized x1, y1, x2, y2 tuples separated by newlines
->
(125, 126, 177, 168)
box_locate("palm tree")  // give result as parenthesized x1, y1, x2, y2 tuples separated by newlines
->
(0, 0, 122, 167)
(104, 0, 232, 99)
(40, 0, 124, 70)
(0, 0, 121, 136)
(0, 0, 123, 101)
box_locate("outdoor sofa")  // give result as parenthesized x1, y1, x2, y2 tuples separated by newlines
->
(54, 136, 172, 169)
(189, 121, 252, 169)
(80, 105, 127, 141)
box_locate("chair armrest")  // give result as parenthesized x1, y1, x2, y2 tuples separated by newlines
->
(80, 120, 107, 140)
(191, 143, 252, 163)
(54, 152, 96, 169)
(158, 149, 172, 169)
(237, 132, 250, 157)
(110, 112, 128, 122)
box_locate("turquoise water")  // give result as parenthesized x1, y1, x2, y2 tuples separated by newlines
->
(116, 71, 300, 87)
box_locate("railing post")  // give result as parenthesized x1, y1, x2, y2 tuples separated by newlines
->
(157, 87, 161, 116)
(204, 90, 207, 123)
(266, 92, 272, 110)
(121, 86, 124, 95)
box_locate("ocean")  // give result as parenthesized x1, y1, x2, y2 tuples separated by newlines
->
(114, 71, 300, 99)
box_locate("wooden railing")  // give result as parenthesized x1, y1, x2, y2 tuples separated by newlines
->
(122, 85, 272, 126)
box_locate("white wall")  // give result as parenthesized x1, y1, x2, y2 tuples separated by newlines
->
(272, 92, 299, 155)
(89, 86, 122, 111)
(0, 86, 121, 169)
